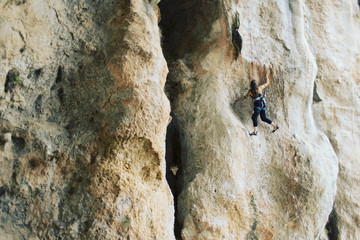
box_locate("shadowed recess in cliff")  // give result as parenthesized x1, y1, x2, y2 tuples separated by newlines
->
(158, 1, 222, 238)
(232, 12, 242, 60)
(165, 114, 184, 239)
(325, 207, 339, 240)
(313, 81, 322, 103)
(159, 0, 221, 60)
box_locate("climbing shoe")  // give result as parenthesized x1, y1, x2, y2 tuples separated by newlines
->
(272, 125, 279, 133)
(249, 131, 258, 136)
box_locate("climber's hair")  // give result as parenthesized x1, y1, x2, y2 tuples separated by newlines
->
(250, 79, 259, 97)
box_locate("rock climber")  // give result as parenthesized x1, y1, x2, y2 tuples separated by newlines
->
(235, 68, 279, 136)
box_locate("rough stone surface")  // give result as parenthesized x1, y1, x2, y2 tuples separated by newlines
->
(0, 0, 359, 240)
(161, 0, 359, 239)
(310, 1, 360, 239)
(0, 0, 173, 239)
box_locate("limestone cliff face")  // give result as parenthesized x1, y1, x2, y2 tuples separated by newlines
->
(161, 0, 359, 239)
(0, 0, 173, 239)
(0, 0, 359, 240)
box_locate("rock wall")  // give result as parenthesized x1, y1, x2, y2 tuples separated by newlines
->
(311, 1, 360, 239)
(161, 0, 359, 239)
(1, 0, 359, 239)
(0, 0, 173, 239)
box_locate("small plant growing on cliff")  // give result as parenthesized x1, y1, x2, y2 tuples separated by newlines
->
(123, 217, 131, 226)
(14, 76, 21, 84)
(11, 68, 20, 81)
(5, 68, 21, 93)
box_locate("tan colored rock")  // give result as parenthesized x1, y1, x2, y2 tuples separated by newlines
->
(0, 0, 173, 239)
(162, 0, 358, 239)
(310, 1, 360, 239)
(1, 0, 359, 239)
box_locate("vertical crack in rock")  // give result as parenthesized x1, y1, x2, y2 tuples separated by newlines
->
(165, 115, 183, 239)
(158, 0, 212, 237)
(246, 195, 259, 240)
(325, 207, 339, 240)
(159, 0, 223, 238)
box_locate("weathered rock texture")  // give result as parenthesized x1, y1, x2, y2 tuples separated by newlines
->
(0, 0, 173, 239)
(160, 0, 359, 239)
(1, 0, 359, 239)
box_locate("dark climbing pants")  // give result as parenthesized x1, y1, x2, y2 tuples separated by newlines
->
(252, 108, 272, 127)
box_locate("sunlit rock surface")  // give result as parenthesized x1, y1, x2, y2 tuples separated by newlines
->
(161, 0, 358, 239)
(0, 0, 173, 239)
(1, 0, 359, 239)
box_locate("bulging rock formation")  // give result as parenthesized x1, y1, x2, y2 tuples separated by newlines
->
(1, 0, 173, 239)
(161, 0, 359, 239)
(1, 0, 359, 239)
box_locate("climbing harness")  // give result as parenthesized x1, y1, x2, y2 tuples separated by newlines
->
(254, 96, 266, 111)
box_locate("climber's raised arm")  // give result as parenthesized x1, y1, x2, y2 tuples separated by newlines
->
(258, 68, 271, 93)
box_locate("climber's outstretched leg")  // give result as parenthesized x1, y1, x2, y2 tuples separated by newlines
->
(260, 110, 279, 132)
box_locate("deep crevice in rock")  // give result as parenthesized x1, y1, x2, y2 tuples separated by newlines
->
(158, 1, 192, 238)
(165, 114, 183, 239)
(325, 207, 339, 240)
(159, 1, 224, 238)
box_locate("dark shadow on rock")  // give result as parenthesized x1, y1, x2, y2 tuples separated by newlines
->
(232, 13, 242, 60)
(313, 81, 322, 103)
(5, 68, 20, 93)
(165, 113, 184, 239)
(159, 0, 221, 60)
(230, 97, 253, 127)
(326, 207, 339, 240)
